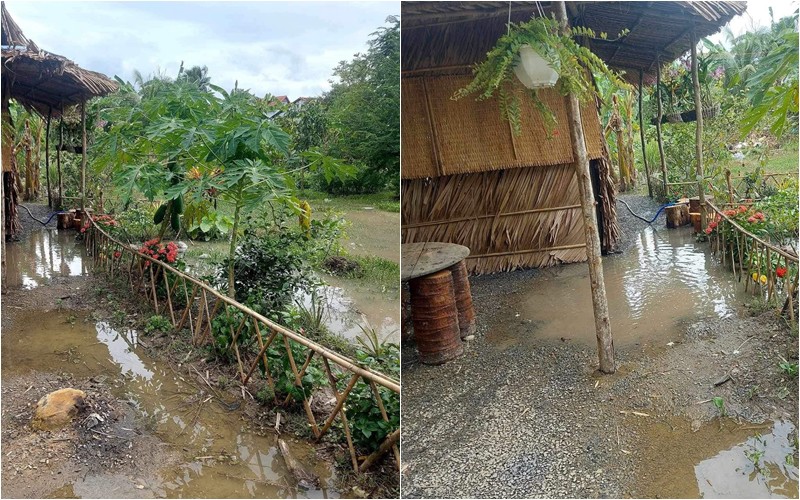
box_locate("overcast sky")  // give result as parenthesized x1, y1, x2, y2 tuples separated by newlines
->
(708, 0, 797, 44)
(6, 1, 398, 99)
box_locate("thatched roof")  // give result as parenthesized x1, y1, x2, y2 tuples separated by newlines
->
(1, 2, 118, 116)
(402, 1, 747, 79)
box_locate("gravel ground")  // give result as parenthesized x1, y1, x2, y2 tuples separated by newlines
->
(400, 194, 798, 498)
(14, 202, 59, 240)
(614, 193, 665, 252)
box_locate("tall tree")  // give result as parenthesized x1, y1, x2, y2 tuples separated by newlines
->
(324, 16, 399, 193)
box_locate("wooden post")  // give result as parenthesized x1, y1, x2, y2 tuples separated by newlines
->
(655, 55, 668, 199)
(80, 99, 87, 212)
(57, 115, 63, 209)
(45, 107, 52, 208)
(690, 32, 706, 230)
(638, 70, 652, 198)
(725, 169, 734, 203)
(555, 1, 615, 374)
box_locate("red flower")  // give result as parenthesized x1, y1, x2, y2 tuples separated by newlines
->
(777, 267, 787, 278)
(705, 226, 713, 235)
(738, 205, 747, 214)
(754, 212, 765, 220)
(747, 216, 756, 223)
(114, 251, 121, 259)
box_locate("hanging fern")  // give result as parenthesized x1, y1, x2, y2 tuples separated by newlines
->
(453, 15, 630, 135)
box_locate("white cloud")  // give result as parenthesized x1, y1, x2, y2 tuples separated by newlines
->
(5, 1, 397, 98)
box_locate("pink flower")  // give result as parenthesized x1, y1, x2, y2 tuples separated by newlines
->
(747, 216, 756, 223)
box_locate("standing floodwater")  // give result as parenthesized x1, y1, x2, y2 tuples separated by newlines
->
(486, 226, 750, 349)
(2, 230, 338, 498)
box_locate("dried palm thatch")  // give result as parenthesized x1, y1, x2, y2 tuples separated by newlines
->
(402, 76, 604, 179)
(402, 2, 747, 83)
(1, 2, 118, 117)
(402, 165, 590, 274)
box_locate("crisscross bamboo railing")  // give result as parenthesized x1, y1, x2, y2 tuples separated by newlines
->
(707, 200, 798, 322)
(84, 216, 400, 473)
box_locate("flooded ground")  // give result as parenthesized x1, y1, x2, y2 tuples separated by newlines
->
(1, 229, 341, 498)
(634, 417, 798, 498)
(3, 229, 90, 289)
(2, 308, 337, 499)
(485, 226, 749, 351)
(402, 204, 798, 498)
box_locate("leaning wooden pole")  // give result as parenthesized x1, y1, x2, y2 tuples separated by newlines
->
(638, 70, 652, 198)
(45, 107, 52, 208)
(80, 99, 87, 212)
(655, 55, 668, 199)
(555, 1, 615, 374)
(690, 32, 706, 230)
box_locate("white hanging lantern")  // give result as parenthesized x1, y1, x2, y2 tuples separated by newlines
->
(513, 44, 559, 89)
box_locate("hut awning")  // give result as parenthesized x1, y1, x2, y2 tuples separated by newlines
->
(402, 1, 747, 79)
(1, 1, 118, 116)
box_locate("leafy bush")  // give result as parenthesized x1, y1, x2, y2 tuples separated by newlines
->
(144, 315, 172, 334)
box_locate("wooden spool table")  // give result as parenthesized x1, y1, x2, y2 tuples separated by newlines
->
(401, 242, 475, 365)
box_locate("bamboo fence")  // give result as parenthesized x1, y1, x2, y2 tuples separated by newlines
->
(707, 200, 798, 322)
(84, 216, 400, 473)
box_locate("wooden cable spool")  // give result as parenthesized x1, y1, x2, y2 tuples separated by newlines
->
(408, 269, 463, 365)
(448, 260, 475, 339)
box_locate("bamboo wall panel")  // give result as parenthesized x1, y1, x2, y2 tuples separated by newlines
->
(400, 78, 438, 179)
(402, 165, 588, 274)
(402, 75, 603, 179)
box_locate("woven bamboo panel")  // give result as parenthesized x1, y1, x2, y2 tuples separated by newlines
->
(401, 78, 438, 179)
(401, 165, 588, 274)
(401, 75, 603, 179)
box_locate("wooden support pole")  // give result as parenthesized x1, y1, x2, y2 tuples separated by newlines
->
(690, 32, 706, 230)
(555, 1, 615, 374)
(57, 116, 63, 208)
(359, 429, 401, 473)
(80, 99, 87, 212)
(655, 55, 668, 198)
(45, 107, 52, 208)
(638, 70, 652, 198)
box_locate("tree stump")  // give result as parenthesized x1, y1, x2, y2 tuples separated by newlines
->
(448, 260, 475, 339)
(666, 204, 690, 228)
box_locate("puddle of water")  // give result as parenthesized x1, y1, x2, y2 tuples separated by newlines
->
(2, 310, 338, 499)
(3, 229, 89, 289)
(298, 276, 400, 344)
(487, 227, 750, 349)
(634, 418, 798, 498)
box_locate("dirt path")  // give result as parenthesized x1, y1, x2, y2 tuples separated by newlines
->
(400, 194, 798, 498)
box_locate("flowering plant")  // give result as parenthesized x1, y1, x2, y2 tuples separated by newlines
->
(139, 238, 180, 266)
(81, 213, 120, 234)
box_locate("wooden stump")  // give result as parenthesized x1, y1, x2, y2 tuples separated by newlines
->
(666, 204, 690, 228)
(448, 260, 475, 339)
(689, 197, 701, 214)
(56, 212, 73, 230)
(409, 269, 463, 365)
(690, 212, 701, 233)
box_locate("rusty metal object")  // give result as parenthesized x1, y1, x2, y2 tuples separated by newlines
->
(449, 260, 475, 339)
(409, 269, 463, 365)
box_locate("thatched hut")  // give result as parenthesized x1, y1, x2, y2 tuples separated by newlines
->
(401, 1, 746, 274)
(1, 1, 117, 242)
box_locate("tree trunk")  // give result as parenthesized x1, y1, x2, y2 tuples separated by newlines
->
(45, 108, 52, 208)
(227, 204, 241, 299)
(80, 100, 87, 212)
(555, 1, 615, 374)
(638, 70, 652, 198)
(655, 57, 668, 198)
(691, 32, 706, 230)
(57, 117, 63, 209)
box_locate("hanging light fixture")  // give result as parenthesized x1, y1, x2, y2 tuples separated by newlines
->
(513, 44, 559, 89)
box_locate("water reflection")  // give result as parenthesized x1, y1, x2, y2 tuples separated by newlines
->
(4, 229, 88, 289)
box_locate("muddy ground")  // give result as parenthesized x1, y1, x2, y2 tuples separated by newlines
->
(1, 219, 398, 498)
(401, 194, 798, 498)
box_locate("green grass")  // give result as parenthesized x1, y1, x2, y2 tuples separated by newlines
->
(300, 190, 399, 213)
(345, 255, 400, 291)
(724, 140, 799, 176)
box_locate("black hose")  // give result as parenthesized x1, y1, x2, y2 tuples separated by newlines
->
(19, 204, 61, 226)
(618, 198, 689, 225)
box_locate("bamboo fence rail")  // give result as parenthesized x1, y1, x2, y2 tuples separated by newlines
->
(707, 200, 798, 322)
(84, 216, 400, 473)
